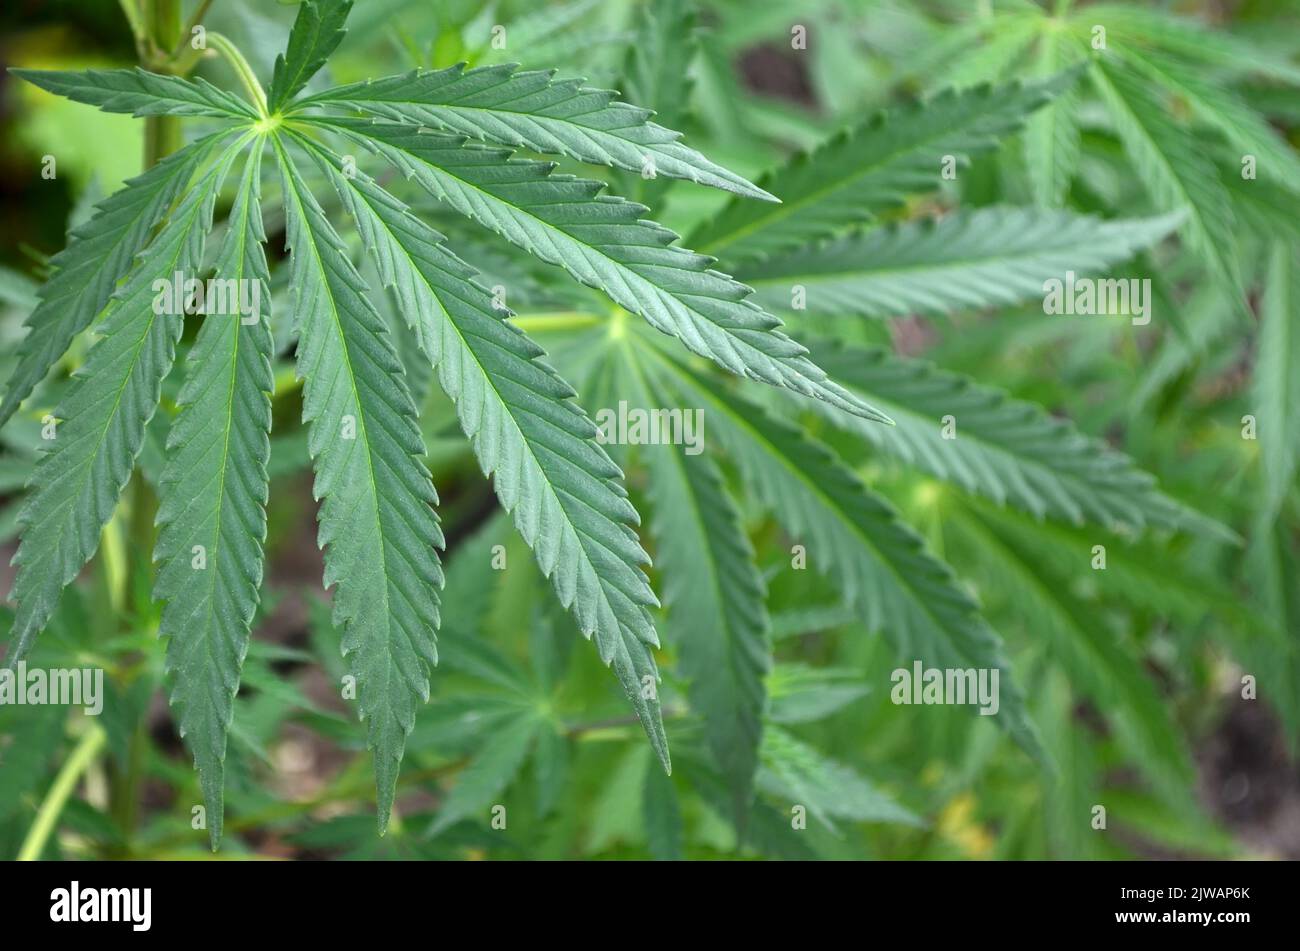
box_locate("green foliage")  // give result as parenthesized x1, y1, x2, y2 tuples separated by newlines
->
(0, 0, 1296, 862)
(152, 145, 274, 850)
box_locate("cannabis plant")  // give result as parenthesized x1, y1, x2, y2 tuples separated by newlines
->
(1, 0, 1295, 860)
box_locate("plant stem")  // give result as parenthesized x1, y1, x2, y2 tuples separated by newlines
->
(172, 0, 216, 58)
(142, 0, 183, 167)
(18, 724, 108, 861)
(206, 31, 268, 116)
(104, 0, 181, 856)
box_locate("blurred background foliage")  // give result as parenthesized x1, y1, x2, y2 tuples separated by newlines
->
(1, 0, 1298, 860)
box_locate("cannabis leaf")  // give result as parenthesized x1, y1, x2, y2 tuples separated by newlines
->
(294, 64, 775, 201)
(6, 133, 248, 665)
(0, 136, 226, 428)
(303, 116, 887, 422)
(803, 341, 1205, 532)
(152, 145, 275, 851)
(286, 130, 669, 769)
(1089, 53, 1245, 309)
(620, 342, 768, 820)
(687, 75, 1075, 263)
(1255, 244, 1300, 518)
(266, 0, 352, 112)
(737, 207, 1181, 320)
(13, 67, 260, 120)
(642, 338, 1040, 755)
(274, 137, 445, 833)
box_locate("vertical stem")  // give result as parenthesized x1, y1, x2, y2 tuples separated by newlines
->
(106, 0, 182, 853)
(143, 0, 183, 168)
(19, 724, 108, 860)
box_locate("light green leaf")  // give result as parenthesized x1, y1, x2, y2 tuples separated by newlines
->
(951, 504, 1197, 812)
(738, 207, 1180, 320)
(806, 340, 1212, 534)
(642, 759, 683, 860)
(1121, 48, 1300, 194)
(1090, 53, 1245, 310)
(1024, 29, 1082, 206)
(686, 74, 1074, 263)
(1255, 243, 1300, 518)
(621, 338, 767, 818)
(768, 664, 870, 725)
(613, 0, 698, 210)
(759, 726, 921, 831)
(645, 343, 1041, 756)
(428, 712, 539, 837)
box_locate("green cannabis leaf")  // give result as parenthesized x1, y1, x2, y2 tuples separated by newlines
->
(2, 0, 1266, 860)
(2, 0, 870, 841)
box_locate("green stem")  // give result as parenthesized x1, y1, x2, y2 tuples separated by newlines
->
(511, 311, 606, 333)
(145, 0, 181, 50)
(172, 0, 216, 58)
(109, 0, 180, 857)
(118, 0, 150, 59)
(207, 31, 269, 117)
(18, 724, 108, 861)
(142, 0, 183, 167)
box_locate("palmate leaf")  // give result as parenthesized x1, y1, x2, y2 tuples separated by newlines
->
(13, 67, 260, 120)
(5, 135, 248, 666)
(759, 726, 920, 832)
(1120, 48, 1300, 194)
(950, 503, 1197, 813)
(428, 711, 541, 838)
(286, 131, 669, 767)
(294, 63, 774, 201)
(1089, 53, 1246, 310)
(266, 0, 352, 113)
(0, 135, 227, 428)
(804, 341, 1210, 533)
(303, 116, 888, 423)
(737, 207, 1181, 320)
(641, 340, 1040, 756)
(1083, 3, 1300, 85)
(619, 341, 767, 818)
(152, 145, 275, 850)
(274, 138, 444, 832)
(686, 75, 1074, 263)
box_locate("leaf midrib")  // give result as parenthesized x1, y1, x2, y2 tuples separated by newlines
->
(274, 136, 405, 724)
(288, 129, 644, 627)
